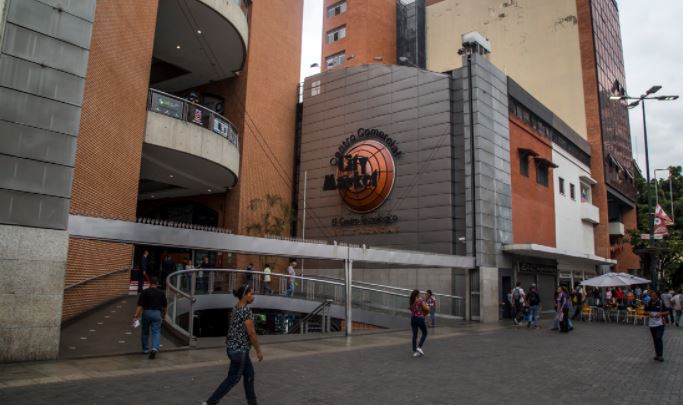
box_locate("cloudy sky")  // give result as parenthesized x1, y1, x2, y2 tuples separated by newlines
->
(299, 0, 682, 178)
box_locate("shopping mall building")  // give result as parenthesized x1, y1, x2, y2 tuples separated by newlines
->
(307, 0, 641, 308)
(0, 0, 640, 361)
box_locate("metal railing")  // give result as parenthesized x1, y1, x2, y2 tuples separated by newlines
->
(147, 88, 239, 148)
(165, 268, 465, 345)
(289, 299, 334, 334)
(304, 274, 465, 319)
(64, 267, 129, 290)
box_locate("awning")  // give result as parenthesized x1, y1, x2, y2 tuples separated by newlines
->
(533, 156, 558, 168)
(502, 244, 616, 265)
(579, 174, 597, 185)
(518, 147, 539, 157)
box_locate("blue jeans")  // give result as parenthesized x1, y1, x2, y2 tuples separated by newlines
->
(141, 309, 161, 352)
(286, 281, 295, 297)
(411, 316, 427, 352)
(429, 306, 436, 327)
(528, 305, 540, 327)
(206, 350, 256, 405)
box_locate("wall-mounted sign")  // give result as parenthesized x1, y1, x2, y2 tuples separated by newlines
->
(323, 129, 400, 214)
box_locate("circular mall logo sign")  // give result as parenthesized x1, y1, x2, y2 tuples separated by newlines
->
(323, 139, 396, 213)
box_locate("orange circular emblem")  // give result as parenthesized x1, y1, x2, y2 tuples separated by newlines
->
(337, 140, 395, 213)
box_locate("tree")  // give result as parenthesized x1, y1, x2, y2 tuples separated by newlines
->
(629, 165, 683, 288)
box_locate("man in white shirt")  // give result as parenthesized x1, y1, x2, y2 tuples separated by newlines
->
(286, 259, 297, 297)
(671, 291, 682, 327)
(263, 264, 272, 295)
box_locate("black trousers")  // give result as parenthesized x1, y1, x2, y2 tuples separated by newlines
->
(411, 316, 427, 352)
(650, 325, 664, 357)
(560, 307, 570, 332)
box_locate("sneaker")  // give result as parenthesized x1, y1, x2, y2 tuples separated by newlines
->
(654, 356, 664, 362)
(512, 319, 519, 325)
(416, 347, 424, 356)
(413, 352, 420, 357)
(143, 350, 149, 355)
(149, 349, 157, 359)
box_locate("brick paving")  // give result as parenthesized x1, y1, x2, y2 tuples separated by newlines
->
(2, 320, 683, 404)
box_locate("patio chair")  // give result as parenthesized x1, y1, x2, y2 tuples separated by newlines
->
(580, 305, 593, 321)
(625, 307, 637, 324)
(634, 307, 648, 326)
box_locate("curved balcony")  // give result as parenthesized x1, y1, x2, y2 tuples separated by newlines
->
(140, 89, 240, 200)
(151, 0, 250, 92)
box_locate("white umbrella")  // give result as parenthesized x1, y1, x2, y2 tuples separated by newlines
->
(580, 272, 650, 287)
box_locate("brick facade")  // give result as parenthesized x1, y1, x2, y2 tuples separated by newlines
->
(65, 0, 159, 319)
(577, 0, 611, 260)
(321, 0, 396, 69)
(509, 116, 556, 247)
(62, 239, 133, 320)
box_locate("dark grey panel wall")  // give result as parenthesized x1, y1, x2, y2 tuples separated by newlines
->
(301, 64, 454, 255)
(0, 0, 95, 230)
(454, 54, 512, 268)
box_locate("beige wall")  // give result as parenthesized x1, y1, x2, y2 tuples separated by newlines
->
(427, 0, 587, 139)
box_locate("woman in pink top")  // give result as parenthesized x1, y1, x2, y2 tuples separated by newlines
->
(410, 290, 430, 357)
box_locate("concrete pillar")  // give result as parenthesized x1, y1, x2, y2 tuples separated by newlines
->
(479, 266, 500, 323)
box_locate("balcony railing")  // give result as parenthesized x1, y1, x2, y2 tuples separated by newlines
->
(147, 88, 239, 148)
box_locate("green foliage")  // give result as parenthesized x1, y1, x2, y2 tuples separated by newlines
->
(632, 166, 683, 287)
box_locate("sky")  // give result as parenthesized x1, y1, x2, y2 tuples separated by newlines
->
(298, 0, 682, 178)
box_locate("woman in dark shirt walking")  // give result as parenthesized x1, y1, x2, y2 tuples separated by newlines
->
(204, 285, 263, 405)
(409, 289, 430, 357)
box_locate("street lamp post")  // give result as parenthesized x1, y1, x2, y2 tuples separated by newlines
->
(610, 86, 679, 290)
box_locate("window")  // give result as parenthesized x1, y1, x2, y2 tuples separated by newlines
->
(570, 183, 576, 200)
(559, 177, 565, 195)
(520, 156, 529, 177)
(311, 80, 321, 97)
(580, 184, 590, 203)
(326, 26, 346, 44)
(327, 1, 347, 18)
(536, 161, 548, 186)
(325, 51, 345, 68)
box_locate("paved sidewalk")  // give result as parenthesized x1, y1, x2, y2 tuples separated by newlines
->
(2, 321, 683, 404)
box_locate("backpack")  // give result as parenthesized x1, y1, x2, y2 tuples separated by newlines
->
(512, 287, 522, 303)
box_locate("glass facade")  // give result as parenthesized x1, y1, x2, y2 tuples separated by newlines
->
(396, 0, 425, 69)
(591, 0, 636, 201)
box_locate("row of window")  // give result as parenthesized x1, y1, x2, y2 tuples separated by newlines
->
(508, 97, 591, 167)
(325, 51, 345, 68)
(559, 178, 591, 202)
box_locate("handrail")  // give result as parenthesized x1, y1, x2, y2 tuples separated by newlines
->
(288, 299, 333, 334)
(147, 88, 239, 148)
(64, 267, 129, 290)
(305, 274, 464, 300)
(164, 268, 465, 344)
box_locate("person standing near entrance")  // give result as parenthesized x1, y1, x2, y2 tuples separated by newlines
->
(160, 255, 175, 288)
(204, 284, 263, 405)
(138, 250, 150, 294)
(409, 290, 429, 357)
(511, 282, 525, 325)
(425, 290, 437, 328)
(262, 263, 272, 295)
(133, 277, 167, 359)
(661, 289, 674, 324)
(526, 284, 541, 328)
(286, 259, 297, 297)
(645, 292, 667, 362)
